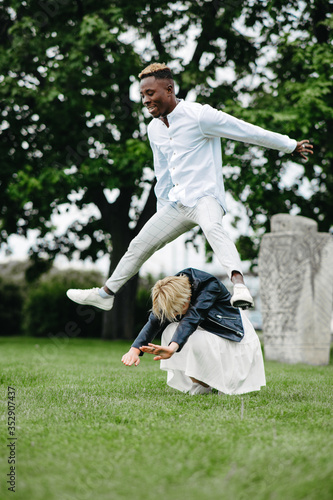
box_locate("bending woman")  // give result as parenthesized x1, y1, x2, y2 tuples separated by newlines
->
(122, 268, 266, 395)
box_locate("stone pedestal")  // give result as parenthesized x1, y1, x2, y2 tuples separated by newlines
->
(258, 214, 333, 365)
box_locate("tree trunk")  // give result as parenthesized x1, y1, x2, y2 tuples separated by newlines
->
(101, 274, 139, 341)
(101, 203, 135, 340)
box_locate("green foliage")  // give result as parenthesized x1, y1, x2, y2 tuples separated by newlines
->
(0, 261, 155, 339)
(236, 234, 259, 263)
(0, 0, 151, 261)
(25, 257, 54, 283)
(223, 1, 333, 247)
(0, 336, 332, 500)
(0, 278, 24, 335)
(23, 268, 104, 337)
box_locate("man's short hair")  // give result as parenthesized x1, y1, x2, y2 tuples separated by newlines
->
(138, 63, 173, 81)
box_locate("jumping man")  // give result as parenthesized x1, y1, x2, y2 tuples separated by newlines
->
(66, 63, 313, 311)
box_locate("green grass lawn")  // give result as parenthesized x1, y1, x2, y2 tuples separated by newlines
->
(0, 336, 332, 500)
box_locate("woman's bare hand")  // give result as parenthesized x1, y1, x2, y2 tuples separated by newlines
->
(140, 342, 179, 361)
(121, 347, 141, 366)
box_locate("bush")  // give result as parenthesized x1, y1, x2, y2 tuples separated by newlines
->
(0, 278, 24, 335)
(23, 269, 104, 338)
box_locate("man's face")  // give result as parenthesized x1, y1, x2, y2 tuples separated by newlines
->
(139, 76, 174, 118)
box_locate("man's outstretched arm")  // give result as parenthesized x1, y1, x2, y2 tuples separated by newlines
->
(199, 105, 314, 157)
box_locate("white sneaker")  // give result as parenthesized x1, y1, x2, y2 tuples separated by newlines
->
(230, 284, 254, 309)
(189, 383, 212, 395)
(66, 287, 114, 311)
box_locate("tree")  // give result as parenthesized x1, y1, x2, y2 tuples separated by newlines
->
(0, 0, 331, 338)
(215, 0, 333, 261)
(1, 0, 156, 339)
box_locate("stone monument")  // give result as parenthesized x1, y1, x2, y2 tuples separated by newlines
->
(258, 213, 333, 365)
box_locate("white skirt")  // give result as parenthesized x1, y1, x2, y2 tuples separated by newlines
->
(160, 311, 266, 395)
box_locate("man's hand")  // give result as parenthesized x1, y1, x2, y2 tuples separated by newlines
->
(293, 140, 313, 160)
(121, 347, 141, 366)
(140, 342, 179, 361)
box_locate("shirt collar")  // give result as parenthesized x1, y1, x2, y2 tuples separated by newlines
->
(166, 99, 183, 122)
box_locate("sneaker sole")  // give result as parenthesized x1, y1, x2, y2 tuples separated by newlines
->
(231, 300, 254, 310)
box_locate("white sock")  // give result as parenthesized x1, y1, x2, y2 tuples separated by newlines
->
(98, 288, 112, 298)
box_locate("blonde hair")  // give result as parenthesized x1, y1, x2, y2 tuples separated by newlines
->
(138, 63, 173, 80)
(152, 275, 191, 322)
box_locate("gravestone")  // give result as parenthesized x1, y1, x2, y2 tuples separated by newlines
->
(258, 214, 333, 365)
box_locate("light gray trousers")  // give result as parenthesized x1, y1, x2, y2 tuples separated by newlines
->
(105, 196, 243, 293)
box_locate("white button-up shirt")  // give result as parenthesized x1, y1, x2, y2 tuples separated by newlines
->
(147, 100, 297, 211)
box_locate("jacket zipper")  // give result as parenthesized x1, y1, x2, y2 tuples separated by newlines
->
(207, 317, 243, 337)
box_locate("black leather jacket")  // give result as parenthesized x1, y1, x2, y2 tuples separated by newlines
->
(132, 268, 244, 354)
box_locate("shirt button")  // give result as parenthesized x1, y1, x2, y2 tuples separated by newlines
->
(170, 137, 172, 140)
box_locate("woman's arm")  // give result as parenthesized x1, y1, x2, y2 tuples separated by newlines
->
(139, 342, 179, 360)
(131, 312, 168, 352)
(122, 313, 168, 366)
